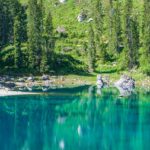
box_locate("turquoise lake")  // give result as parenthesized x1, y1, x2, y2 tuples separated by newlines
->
(0, 86, 150, 150)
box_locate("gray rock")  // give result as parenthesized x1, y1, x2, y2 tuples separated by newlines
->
(97, 75, 104, 88)
(42, 75, 49, 80)
(27, 76, 34, 82)
(114, 75, 135, 96)
(18, 78, 25, 82)
(77, 13, 87, 22)
(56, 26, 66, 34)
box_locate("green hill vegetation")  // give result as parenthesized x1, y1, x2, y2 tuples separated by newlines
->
(0, 0, 149, 76)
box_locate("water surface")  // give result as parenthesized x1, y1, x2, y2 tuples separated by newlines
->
(0, 86, 150, 150)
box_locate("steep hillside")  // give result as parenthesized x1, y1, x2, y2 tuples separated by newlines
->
(0, 0, 149, 75)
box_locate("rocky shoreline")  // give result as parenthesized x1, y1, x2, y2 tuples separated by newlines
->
(0, 74, 150, 97)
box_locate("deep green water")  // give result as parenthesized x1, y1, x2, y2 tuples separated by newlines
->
(0, 86, 150, 150)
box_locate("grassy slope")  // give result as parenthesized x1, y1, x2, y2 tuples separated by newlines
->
(2, 0, 149, 86)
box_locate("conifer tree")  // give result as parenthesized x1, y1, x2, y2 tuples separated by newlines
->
(108, 0, 122, 55)
(40, 11, 54, 73)
(88, 24, 96, 72)
(140, 0, 150, 74)
(14, 1, 23, 69)
(14, 15, 22, 68)
(93, 0, 107, 62)
(122, 0, 139, 69)
(28, 0, 43, 71)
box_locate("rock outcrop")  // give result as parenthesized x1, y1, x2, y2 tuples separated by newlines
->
(96, 75, 104, 89)
(114, 75, 135, 90)
(114, 75, 135, 97)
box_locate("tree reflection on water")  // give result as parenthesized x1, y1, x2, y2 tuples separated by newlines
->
(0, 86, 150, 150)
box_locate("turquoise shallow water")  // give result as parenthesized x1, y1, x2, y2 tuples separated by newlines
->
(0, 86, 150, 150)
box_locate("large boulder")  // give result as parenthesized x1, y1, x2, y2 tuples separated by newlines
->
(27, 76, 34, 82)
(96, 75, 104, 88)
(42, 75, 49, 80)
(114, 75, 135, 90)
(77, 12, 87, 22)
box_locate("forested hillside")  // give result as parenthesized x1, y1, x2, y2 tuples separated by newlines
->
(0, 0, 149, 75)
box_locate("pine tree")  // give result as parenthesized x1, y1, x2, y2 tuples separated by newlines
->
(13, 1, 23, 69)
(14, 15, 22, 68)
(122, 0, 139, 69)
(93, 0, 107, 62)
(27, 0, 43, 71)
(140, 0, 150, 75)
(40, 11, 54, 73)
(108, 0, 122, 55)
(88, 24, 96, 72)
(0, 0, 15, 48)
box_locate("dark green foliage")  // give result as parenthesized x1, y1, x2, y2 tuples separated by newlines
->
(14, 1, 23, 68)
(27, 0, 43, 71)
(121, 0, 140, 69)
(140, 0, 150, 75)
(108, 0, 122, 54)
(0, 0, 149, 75)
(0, 0, 16, 48)
(40, 11, 55, 73)
(14, 16, 22, 68)
(88, 24, 96, 73)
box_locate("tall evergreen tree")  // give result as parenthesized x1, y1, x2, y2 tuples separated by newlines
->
(88, 23, 96, 72)
(140, 0, 150, 75)
(40, 11, 54, 73)
(14, 15, 22, 68)
(122, 0, 139, 69)
(108, 0, 122, 55)
(13, 1, 23, 69)
(27, 0, 43, 71)
(93, 0, 107, 62)
(0, 0, 15, 48)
